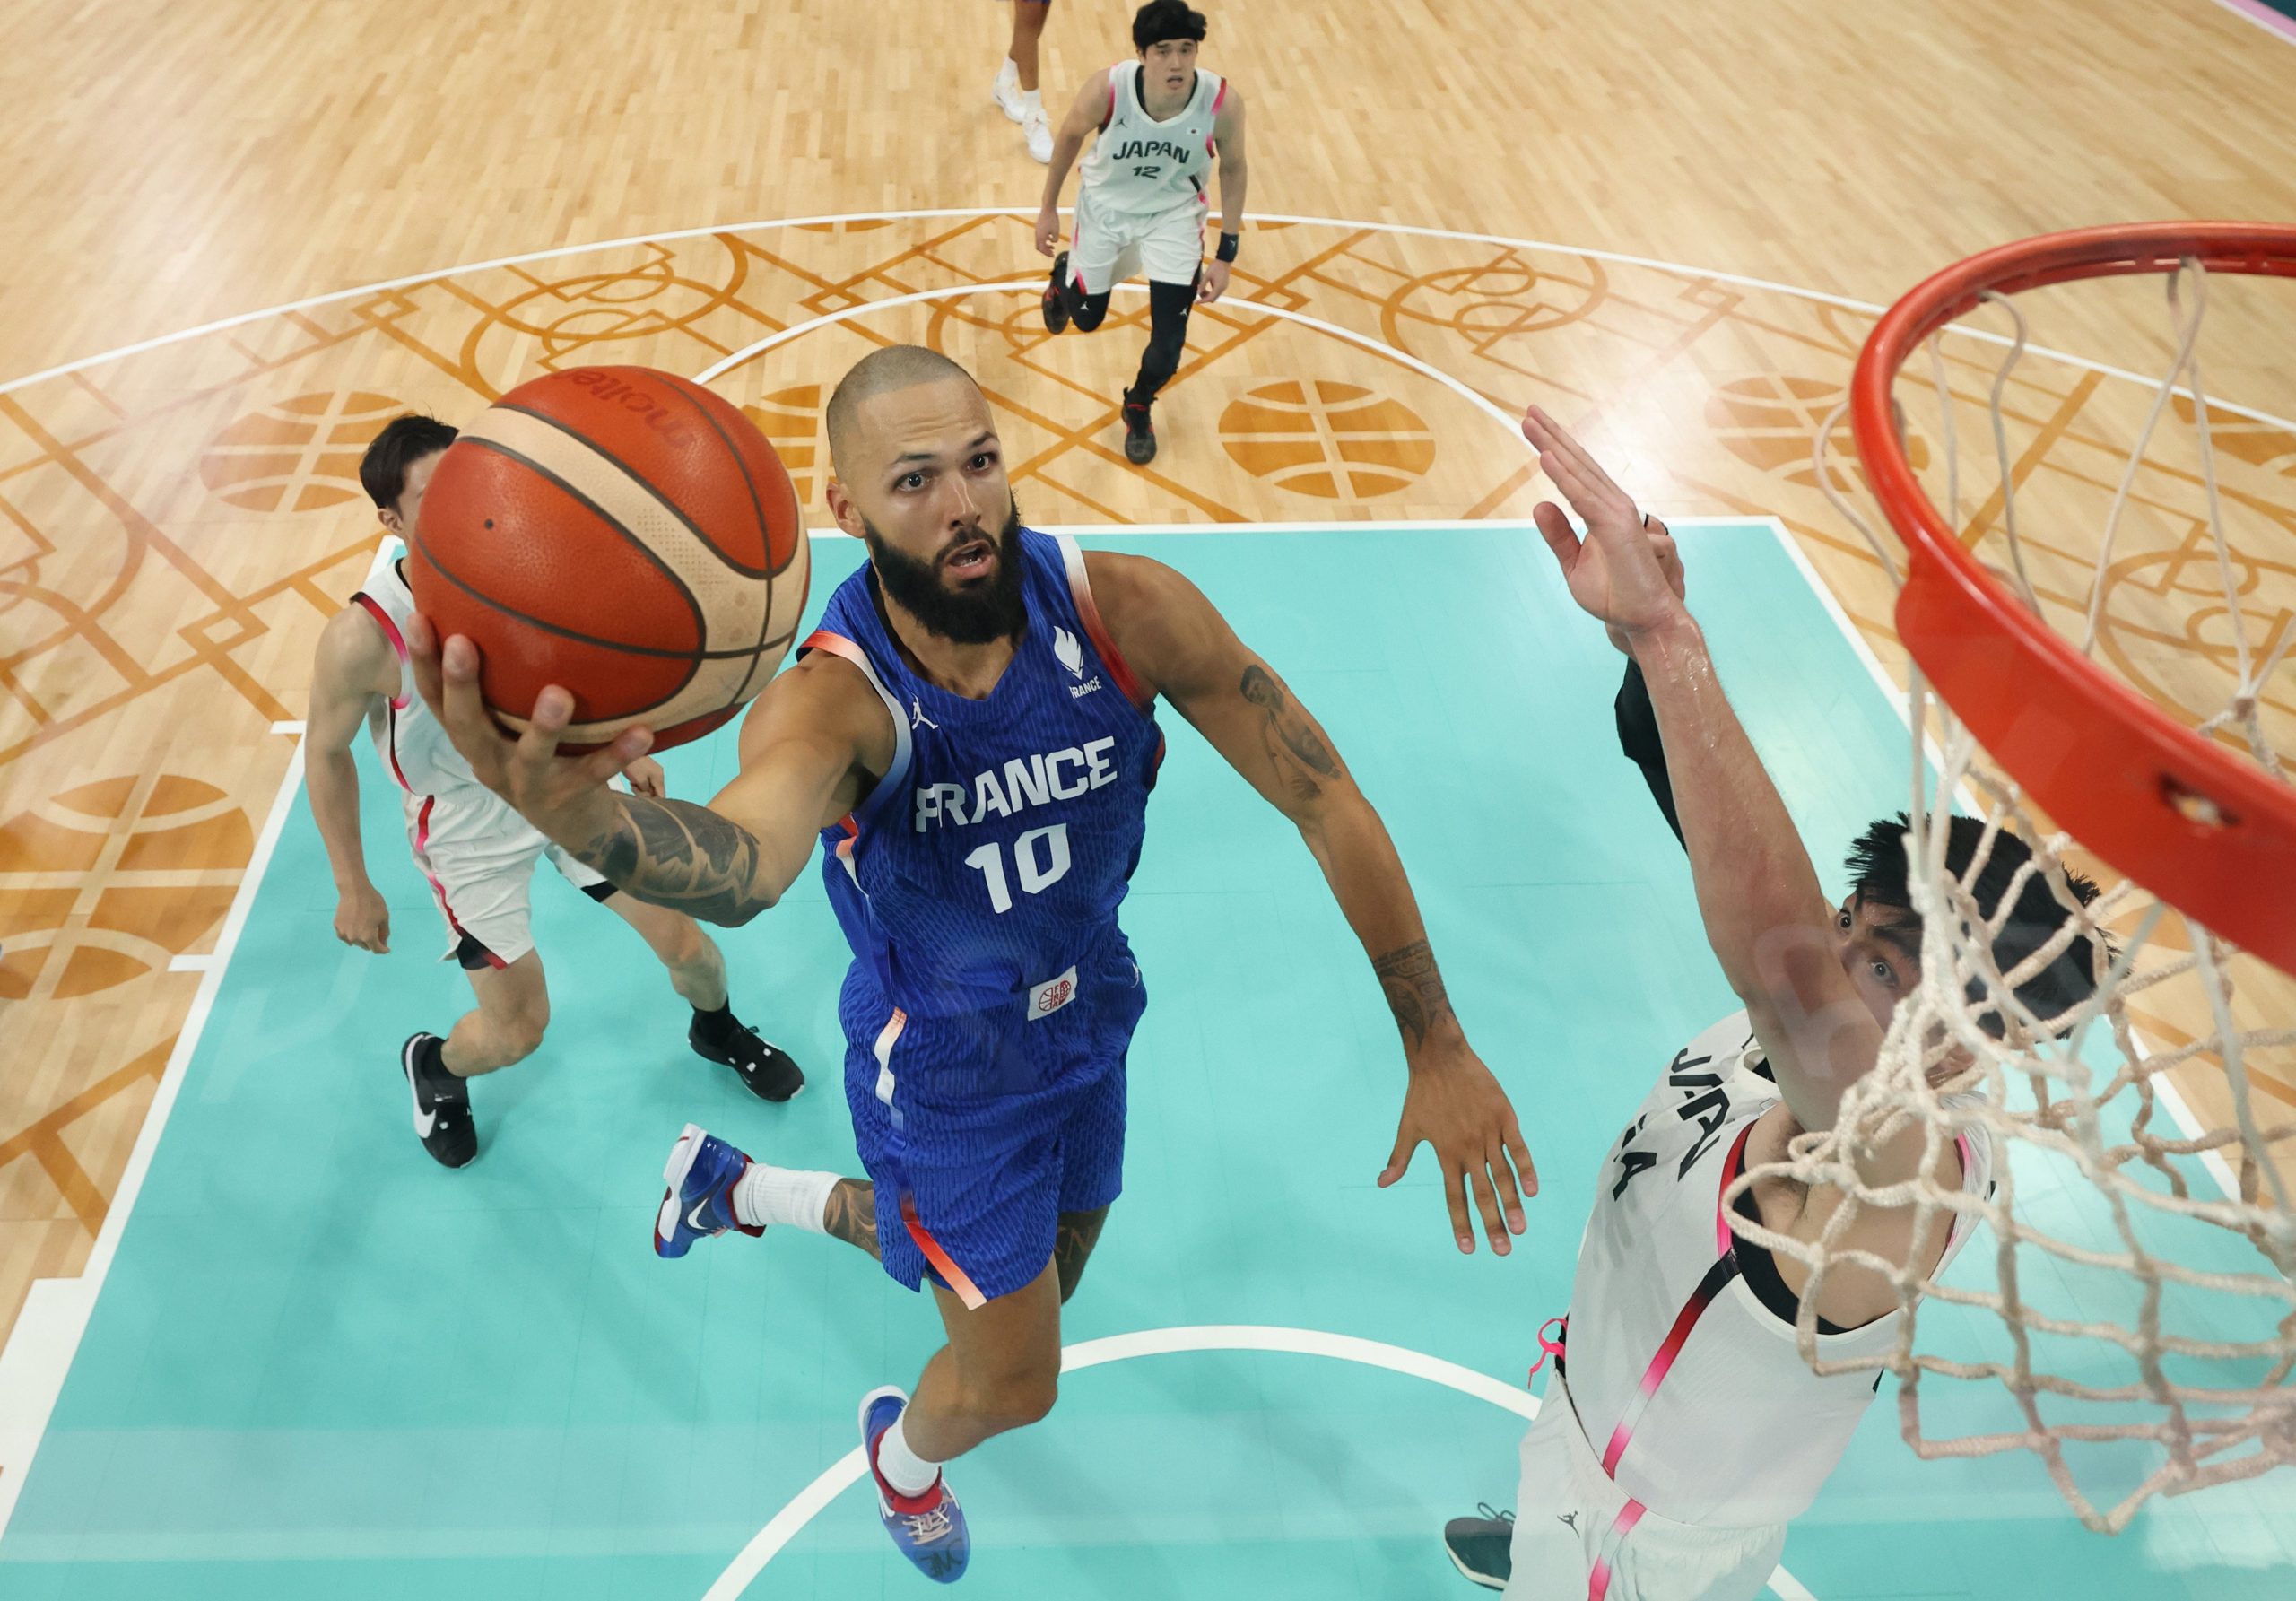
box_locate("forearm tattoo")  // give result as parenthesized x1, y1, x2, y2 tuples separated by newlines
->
(575, 793, 774, 925)
(823, 1179, 880, 1260)
(1373, 940, 1457, 1050)
(1239, 664, 1341, 804)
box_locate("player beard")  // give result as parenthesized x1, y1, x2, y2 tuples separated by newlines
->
(863, 497, 1027, 646)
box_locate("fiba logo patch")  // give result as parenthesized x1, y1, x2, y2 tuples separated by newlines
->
(1028, 965, 1080, 1019)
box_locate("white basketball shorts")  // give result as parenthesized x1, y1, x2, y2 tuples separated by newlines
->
(1502, 1377, 1787, 1601)
(401, 784, 610, 970)
(1069, 186, 1207, 294)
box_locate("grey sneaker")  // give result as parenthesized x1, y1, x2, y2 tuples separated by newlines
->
(1441, 1503, 1514, 1590)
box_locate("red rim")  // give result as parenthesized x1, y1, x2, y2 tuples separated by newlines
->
(1848, 222, 2296, 977)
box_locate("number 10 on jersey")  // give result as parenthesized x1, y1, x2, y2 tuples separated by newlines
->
(964, 824, 1074, 914)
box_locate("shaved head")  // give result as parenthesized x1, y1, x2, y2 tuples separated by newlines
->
(825, 344, 979, 469)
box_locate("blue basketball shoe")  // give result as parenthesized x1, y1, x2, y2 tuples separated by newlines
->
(653, 1123, 761, 1258)
(860, 1387, 970, 1583)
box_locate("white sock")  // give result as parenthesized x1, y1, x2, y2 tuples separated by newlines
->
(1022, 88, 1042, 117)
(996, 56, 1018, 88)
(730, 1162, 839, 1231)
(874, 1407, 942, 1497)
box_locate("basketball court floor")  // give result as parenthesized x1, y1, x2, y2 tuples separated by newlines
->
(0, 521, 2283, 1598)
(3, 2, 2294, 1597)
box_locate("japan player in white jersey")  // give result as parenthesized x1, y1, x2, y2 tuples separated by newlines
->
(1438, 410, 2109, 1599)
(303, 417, 804, 1169)
(1034, 0, 1247, 466)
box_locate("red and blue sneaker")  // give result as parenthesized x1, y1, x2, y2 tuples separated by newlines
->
(653, 1123, 762, 1259)
(860, 1387, 970, 1584)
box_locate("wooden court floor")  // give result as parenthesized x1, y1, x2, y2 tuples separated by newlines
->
(3, 0, 2293, 1416)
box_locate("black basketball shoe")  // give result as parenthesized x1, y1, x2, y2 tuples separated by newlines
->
(691, 1010, 805, 1102)
(400, 1032, 476, 1169)
(1121, 392, 1157, 465)
(1440, 1504, 1514, 1589)
(1042, 251, 1072, 334)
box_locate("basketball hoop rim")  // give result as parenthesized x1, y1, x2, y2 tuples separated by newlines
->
(1848, 222, 2296, 977)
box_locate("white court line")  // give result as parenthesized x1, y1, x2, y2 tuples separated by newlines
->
(697, 1324, 1816, 1601)
(0, 736, 309, 1540)
(2209, 0, 2296, 49)
(269, 719, 306, 735)
(0, 229, 2247, 1569)
(6, 206, 2293, 436)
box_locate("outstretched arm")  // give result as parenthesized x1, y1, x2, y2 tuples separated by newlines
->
(1520, 407, 1887, 1139)
(405, 621, 885, 927)
(1090, 552, 1535, 1256)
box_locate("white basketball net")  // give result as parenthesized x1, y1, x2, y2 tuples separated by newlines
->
(1728, 258, 2296, 1534)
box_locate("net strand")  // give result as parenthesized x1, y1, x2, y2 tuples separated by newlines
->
(1975, 291, 2044, 616)
(1756, 253, 2296, 1536)
(2079, 261, 2212, 658)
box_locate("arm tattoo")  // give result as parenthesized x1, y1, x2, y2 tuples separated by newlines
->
(573, 793, 775, 926)
(1373, 940, 1457, 1050)
(823, 1179, 880, 1260)
(1239, 664, 1341, 804)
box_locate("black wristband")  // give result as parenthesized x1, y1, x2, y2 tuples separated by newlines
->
(1215, 231, 1239, 263)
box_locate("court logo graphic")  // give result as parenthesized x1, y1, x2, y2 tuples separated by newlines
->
(200, 391, 412, 514)
(1219, 379, 1434, 500)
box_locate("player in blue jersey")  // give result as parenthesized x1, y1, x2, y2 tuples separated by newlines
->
(404, 344, 1535, 1584)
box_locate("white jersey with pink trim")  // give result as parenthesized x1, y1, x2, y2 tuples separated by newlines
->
(1076, 61, 1225, 217)
(349, 541, 545, 856)
(1561, 1009, 1996, 1527)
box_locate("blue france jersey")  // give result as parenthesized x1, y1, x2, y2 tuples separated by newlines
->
(804, 530, 1163, 1018)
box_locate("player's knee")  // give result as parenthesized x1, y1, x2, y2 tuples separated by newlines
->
(971, 1369, 1058, 1430)
(657, 915, 714, 971)
(496, 1007, 549, 1065)
(1069, 291, 1110, 333)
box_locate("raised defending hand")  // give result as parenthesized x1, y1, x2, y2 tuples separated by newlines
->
(404, 613, 646, 847)
(1379, 1031, 1537, 1256)
(1522, 405, 1688, 642)
(1605, 516, 1685, 657)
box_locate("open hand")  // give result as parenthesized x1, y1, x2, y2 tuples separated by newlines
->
(1036, 206, 1063, 257)
(404, 614, 646, 848)
(1605, 516, 1684, 657)
(1522, 405, 1688, 643)
(1379, 1037, 1537, 1255)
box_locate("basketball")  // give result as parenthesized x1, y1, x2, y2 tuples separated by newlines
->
(404, 365, 810, 753)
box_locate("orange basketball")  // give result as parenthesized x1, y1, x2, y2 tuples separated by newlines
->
(405, 366, 811, 753)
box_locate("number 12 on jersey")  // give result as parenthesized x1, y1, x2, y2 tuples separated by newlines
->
(964, 824, 1074, 913)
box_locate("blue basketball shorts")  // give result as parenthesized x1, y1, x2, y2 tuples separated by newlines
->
(839, 944, 1147, 1307)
